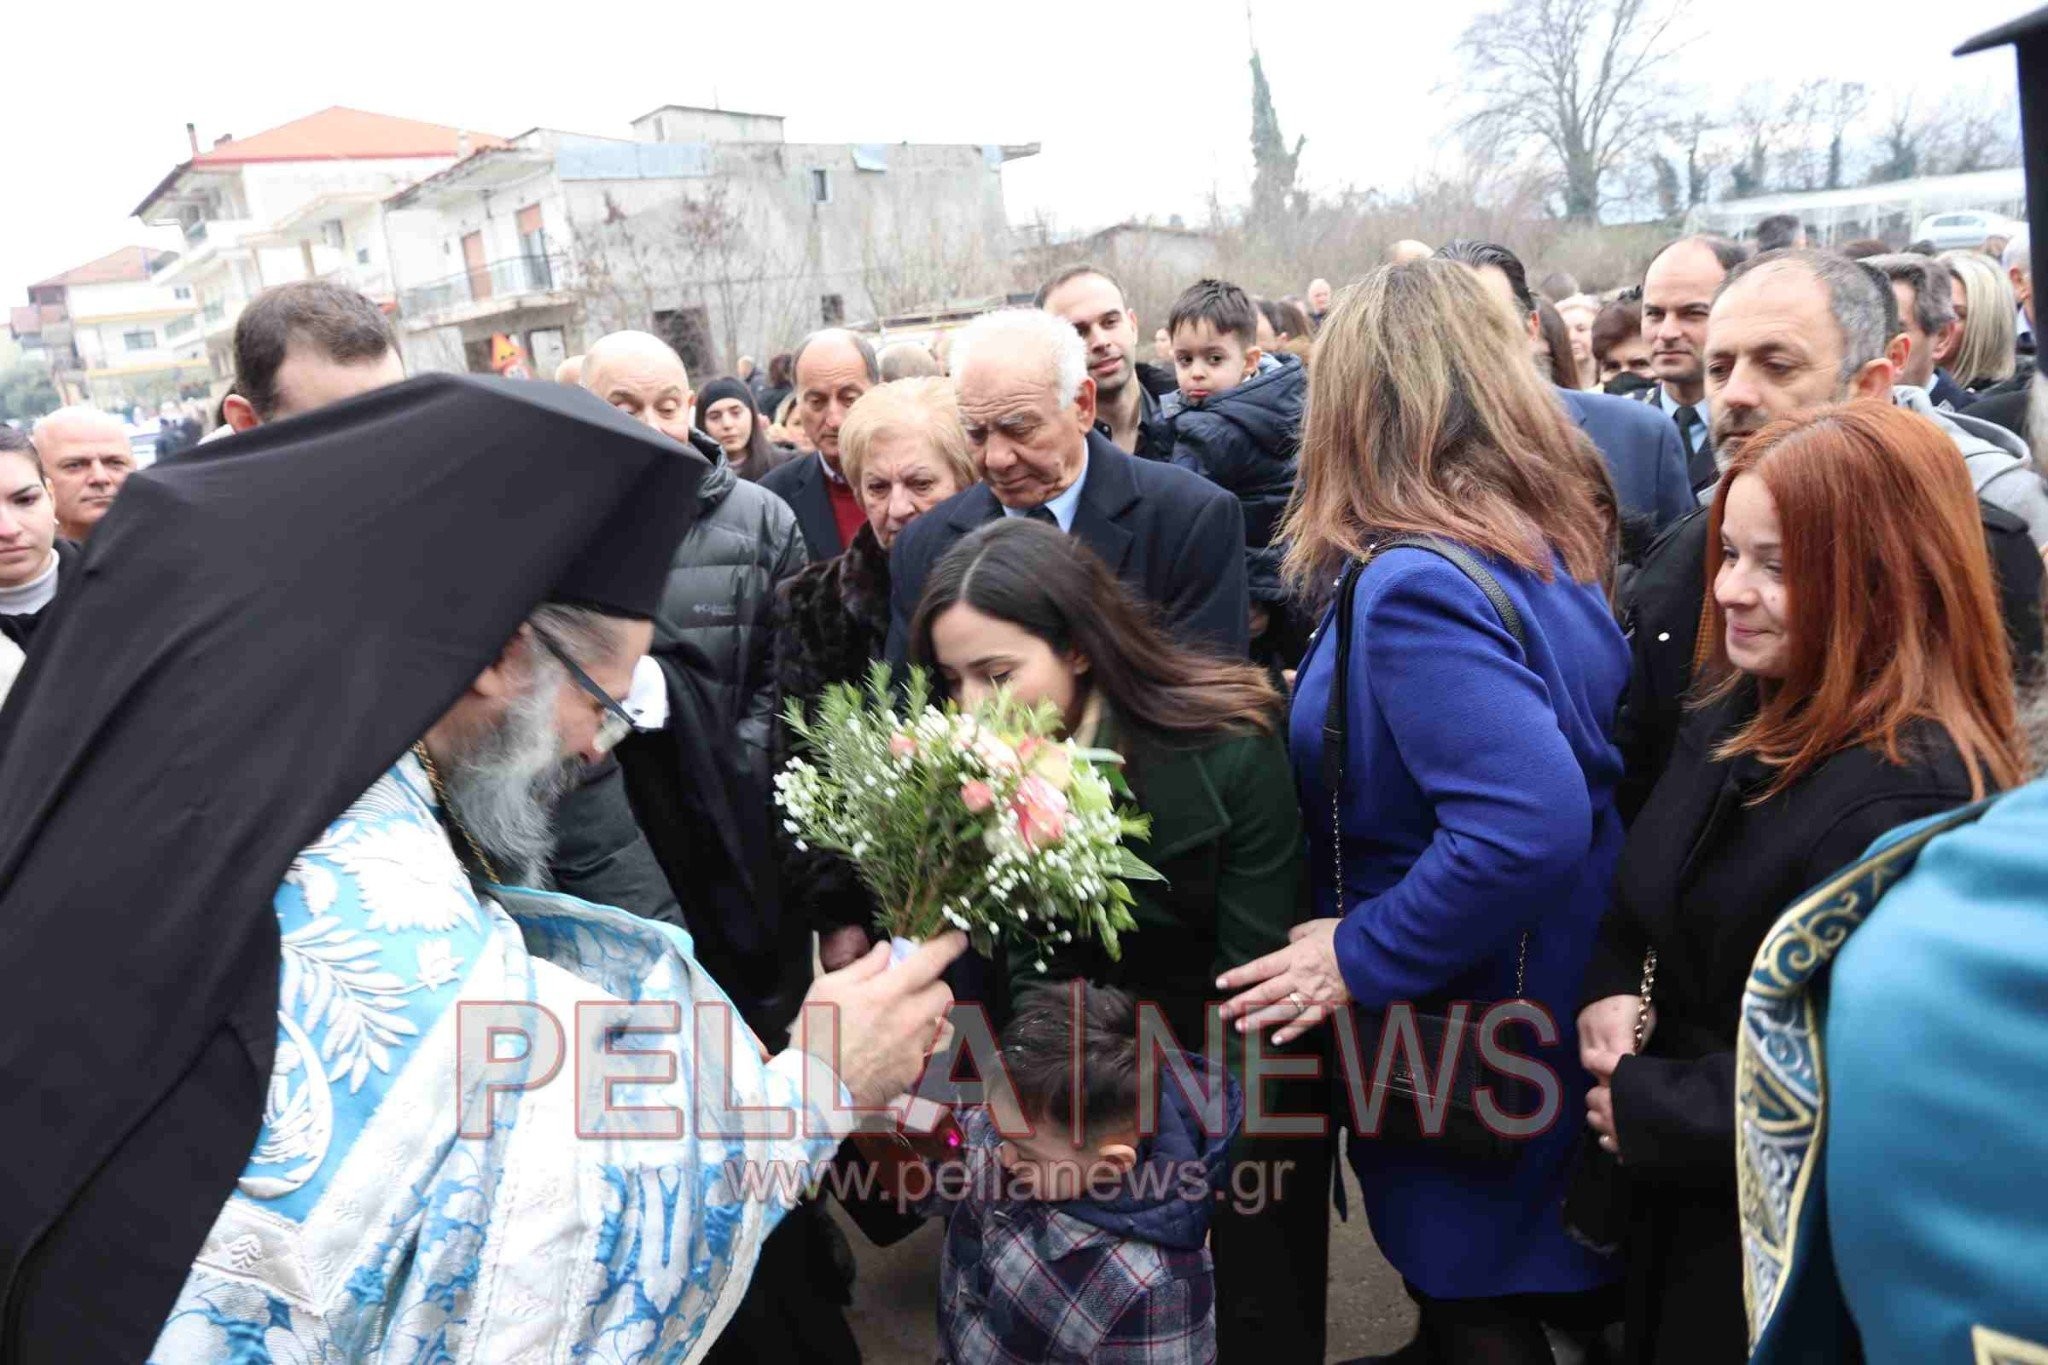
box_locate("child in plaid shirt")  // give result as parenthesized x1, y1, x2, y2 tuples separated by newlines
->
(924, 982, 1243, 1365)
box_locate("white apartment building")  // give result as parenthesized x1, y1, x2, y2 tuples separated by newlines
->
(131, 108, 504, 393)
(388, 105, 1038, 378)
(15, 247, 205, 409)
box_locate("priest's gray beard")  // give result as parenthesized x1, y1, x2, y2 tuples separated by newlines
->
(441, 669, 580, 888)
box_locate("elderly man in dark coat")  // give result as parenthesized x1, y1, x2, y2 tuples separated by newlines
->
(885, 308, 1250, 661)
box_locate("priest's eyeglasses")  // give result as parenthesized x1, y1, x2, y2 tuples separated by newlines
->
(530, 624, 637, 754)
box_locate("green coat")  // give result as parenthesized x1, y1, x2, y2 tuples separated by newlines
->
(1013, 709, 1308, 1068)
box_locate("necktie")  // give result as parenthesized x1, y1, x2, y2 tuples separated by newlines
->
(1675, 405, 1716, 490)
(1025, 505, 1059, 527)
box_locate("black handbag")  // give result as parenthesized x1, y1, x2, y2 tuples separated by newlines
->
(1322, 536, 1542, 1165)
(1561, 948, 1659, 1253)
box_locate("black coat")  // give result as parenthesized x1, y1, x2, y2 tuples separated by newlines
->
(547, 756, 682, 927)
(616, 434, 811, 1037)
(759, 450, 844, 563)
(885, 431, 1251, 659)
(1614, 500, 2044, 822)
(0, 538, 79, 651)
(768, 522, 892, 935)
(1585, 690, 1979, 1364)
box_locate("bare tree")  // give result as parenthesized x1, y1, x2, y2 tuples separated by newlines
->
(1456, 0, 1687, 223)
(1865, 92, 1924, 185)
(852, 182, 1008, 322)
(1926, 89, 2020, 175)
(564, 183, 824, 373)
(1821, 81, 1869, 189)
(1727, 82, 1790, 197)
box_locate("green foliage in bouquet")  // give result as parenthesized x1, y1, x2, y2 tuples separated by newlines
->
(777, 663, 1161, 970)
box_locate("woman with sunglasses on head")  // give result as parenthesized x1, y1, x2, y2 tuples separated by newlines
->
(1578, 401, 2025, 1362)
(1219, 258, 1631, 1362)
(909, 514, 1330, 1364)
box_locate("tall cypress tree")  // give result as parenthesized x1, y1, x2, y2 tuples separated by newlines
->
(1250, 45, 1304, 225)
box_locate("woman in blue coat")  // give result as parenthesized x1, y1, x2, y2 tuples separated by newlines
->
(1221, 257, 1630, 1360)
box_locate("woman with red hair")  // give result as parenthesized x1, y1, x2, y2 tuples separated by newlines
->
(1575, 400, 2029, 1362)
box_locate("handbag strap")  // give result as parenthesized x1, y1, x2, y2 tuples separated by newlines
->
(1321, 535, 1534, 995)
(1632, 949, 1658, 1052)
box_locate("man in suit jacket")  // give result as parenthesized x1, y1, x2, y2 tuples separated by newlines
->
(1434, 241, 1696, 543)
(1557, 384, 1695, 535)
(758, 328, 878, 562)
(886, 308, 1249, 659)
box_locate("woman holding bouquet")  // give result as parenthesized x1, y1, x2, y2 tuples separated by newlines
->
(772, 377, 979, 970)
(908, 516, 1331, 1364)
(1219, 258, 1630, 1362)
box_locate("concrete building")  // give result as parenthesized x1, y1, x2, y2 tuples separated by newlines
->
(387, 105, 1038, 378)
(132, 108, 505, 392)
(11, 246, 205, 409)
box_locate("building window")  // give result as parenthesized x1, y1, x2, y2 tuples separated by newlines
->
(809, 168, 832, 205)
(356, 246, 371, 264)
(173, 286, 192, 300)
(820, 294, 845, 325)
(652, 308, 714, 377)
(123, 328, 157, 352)
(515, 204, 547, 262)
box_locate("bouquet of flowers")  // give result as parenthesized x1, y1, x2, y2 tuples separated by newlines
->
(776, 664, 1160, 973)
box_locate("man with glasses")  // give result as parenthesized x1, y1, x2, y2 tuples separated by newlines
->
(0, 373, 968, 1361)
(210, 284, 682, 930)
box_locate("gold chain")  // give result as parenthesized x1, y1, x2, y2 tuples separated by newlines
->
(410, 742, 500, 885)
(1633, 949, 1659, 1053)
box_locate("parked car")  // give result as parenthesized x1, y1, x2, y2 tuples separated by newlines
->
(1911, 210, 2024, 251)
(123, 421, 159, 470)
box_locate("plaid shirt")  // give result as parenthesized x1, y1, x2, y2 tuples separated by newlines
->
(930, 1110, 1217, 1365)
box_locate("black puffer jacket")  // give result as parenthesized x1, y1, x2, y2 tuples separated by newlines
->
(1159, 353, 1305, 601)
(615, 430, 810, 1036)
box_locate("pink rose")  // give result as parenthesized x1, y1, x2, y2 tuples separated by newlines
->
(960, 780, 995, 813)
(889, 734, 917, 759)
(1012, 775, 1069, 849)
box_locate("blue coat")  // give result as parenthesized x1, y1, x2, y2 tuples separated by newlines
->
(1289, 543, 1629, 1298)
(1558, 386, 1694, 533)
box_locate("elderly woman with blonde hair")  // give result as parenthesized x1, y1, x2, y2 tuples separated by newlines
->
(769, 376, 979, 968)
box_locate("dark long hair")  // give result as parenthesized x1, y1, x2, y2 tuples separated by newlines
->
(695, 376, 781, 479)
(909, 519, 1281, 737)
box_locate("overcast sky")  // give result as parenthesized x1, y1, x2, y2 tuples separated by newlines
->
(2, 0, 2027, 301)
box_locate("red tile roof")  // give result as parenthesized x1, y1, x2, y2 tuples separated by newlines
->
(30, 246, 176, 290)
(192, 106, 507, 166)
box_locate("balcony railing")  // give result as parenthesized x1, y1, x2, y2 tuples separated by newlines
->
(399, 253, 567, 319)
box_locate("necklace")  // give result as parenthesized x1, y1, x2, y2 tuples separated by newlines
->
(410, 742, 500, 884)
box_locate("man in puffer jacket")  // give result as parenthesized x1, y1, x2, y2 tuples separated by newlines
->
(1158, 279, 1307, 647)
(581, 332, 862, 1365)
(578, 330, 810, 1039)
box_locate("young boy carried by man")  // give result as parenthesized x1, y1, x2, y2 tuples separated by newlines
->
(1159, 278, 1309, 674)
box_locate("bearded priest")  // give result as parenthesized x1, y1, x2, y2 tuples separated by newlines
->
(0, 373, 962, 1363)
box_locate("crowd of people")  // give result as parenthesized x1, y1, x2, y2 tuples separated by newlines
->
(2, 176, 2047, 1364)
